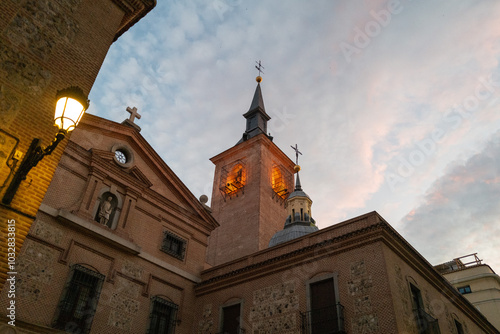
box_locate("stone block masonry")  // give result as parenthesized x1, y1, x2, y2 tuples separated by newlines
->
(250, 280, 299, 333)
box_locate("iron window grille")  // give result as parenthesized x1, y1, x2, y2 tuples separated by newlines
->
(161, 231, 187, 260)
(52, 264, 105, 334)
(413, 308, 441, 334)
(219, 160, 246, 199)
(216, 329, 246, 334)
(147, 296, 178, 334)
(410, 283, 441, 334)
(271, 163, 293, 203)
(301, 303, 346, 334)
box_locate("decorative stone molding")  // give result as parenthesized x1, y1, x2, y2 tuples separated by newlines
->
(121, 260, 143, 280)
(198, 304, 213, 334)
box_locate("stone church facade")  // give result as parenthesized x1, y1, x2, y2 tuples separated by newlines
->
(0, 80, 498, 334)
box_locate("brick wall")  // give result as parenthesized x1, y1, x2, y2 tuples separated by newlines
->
(196, 213, 498, 333)
(207, 134, 295, 265)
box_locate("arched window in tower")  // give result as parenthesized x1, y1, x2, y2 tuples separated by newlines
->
(272, 164, 292, 202)
(219, 160, 246, 199)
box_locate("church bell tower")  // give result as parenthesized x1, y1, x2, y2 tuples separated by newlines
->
(206, 74, 296, 265)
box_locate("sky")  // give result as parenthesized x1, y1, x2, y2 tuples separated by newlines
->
(88, 0, 500, 271)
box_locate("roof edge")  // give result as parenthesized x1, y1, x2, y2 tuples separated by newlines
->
(112, 0, 156, 42)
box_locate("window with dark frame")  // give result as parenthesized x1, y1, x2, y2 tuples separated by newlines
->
(161, 231, 187, 260)
(52, 264, 104, 334)
(457, 285, 472, 294)
(147, 296, 178, 334)
(309, 278, 339, 333)
(221, 303, 241, 334)
(410, 283, 440, 334)
(454, 320, 465, 334)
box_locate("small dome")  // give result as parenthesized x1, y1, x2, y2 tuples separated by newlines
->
(287, 189, 311, 200)
(269, 224, 319, 247)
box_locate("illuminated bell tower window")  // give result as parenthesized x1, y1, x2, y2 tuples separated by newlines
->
(271, 164, 292, 202)
(219, 160, 246, 199)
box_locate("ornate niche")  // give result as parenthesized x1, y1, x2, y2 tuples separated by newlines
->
(93, 191, 121, 229)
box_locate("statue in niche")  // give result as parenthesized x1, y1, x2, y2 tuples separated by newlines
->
(98, 196, 114, 226)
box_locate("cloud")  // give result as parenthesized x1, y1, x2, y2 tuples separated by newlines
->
(86, 0, 500, 269)
(400, 130, 500, 271)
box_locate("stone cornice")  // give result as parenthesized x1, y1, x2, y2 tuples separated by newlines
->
(138, 251, 201, 283)
(39, 203, 202, 283)
(112, 0, 156, 41)
(195, 211, 498, 333)
(40, 204, 141, 255)
(196, 215, 385, 291)
(210, 133, 294, 168)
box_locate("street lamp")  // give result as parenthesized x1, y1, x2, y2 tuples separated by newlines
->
(2, 86, 89, 205)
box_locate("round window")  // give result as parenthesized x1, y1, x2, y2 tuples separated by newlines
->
(112, 144, 134, 168)
(114, 150, 128, 164)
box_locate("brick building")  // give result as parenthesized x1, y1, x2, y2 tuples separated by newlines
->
(0, 0, 155, 290)
(0, 78, 498, 333)
(0, 112, 218, 333)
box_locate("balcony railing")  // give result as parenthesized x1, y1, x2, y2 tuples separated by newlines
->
(215, 328, 246, 334)
(301, 303, 346, 334)
(414, 308, 441, 334)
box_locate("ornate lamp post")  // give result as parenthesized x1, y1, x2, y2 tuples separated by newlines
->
(2, 86, 89, 205)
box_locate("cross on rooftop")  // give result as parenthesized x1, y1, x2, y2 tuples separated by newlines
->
(126, 106, 141, 123)
(291, 144, 302, 165)
(255, 60, 265, 76)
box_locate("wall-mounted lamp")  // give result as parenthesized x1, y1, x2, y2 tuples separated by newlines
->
(2, 86, 89, 205)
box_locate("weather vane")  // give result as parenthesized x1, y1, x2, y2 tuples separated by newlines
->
(255, 60, 265, 76)
(291, 144, 302, 165)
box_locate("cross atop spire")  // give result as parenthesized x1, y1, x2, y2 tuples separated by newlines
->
(255, 60, 265, 77)
(126, 106, 141, 123)
(291, 144, 302, 165)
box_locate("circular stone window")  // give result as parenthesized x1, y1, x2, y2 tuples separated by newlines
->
(115, 150, 127, 164)
(111, 144, 134, 168)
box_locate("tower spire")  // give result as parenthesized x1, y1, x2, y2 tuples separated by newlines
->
(237, 62, 272, 144)
(248, 82, 266, 112)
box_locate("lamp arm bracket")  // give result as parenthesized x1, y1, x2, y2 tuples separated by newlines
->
(42, 131, 66, 156)
(1, 131, 66, 205)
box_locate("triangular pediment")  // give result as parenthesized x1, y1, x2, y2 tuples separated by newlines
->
(88, 148, 152, 189)
(70, 114, 219, 232)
